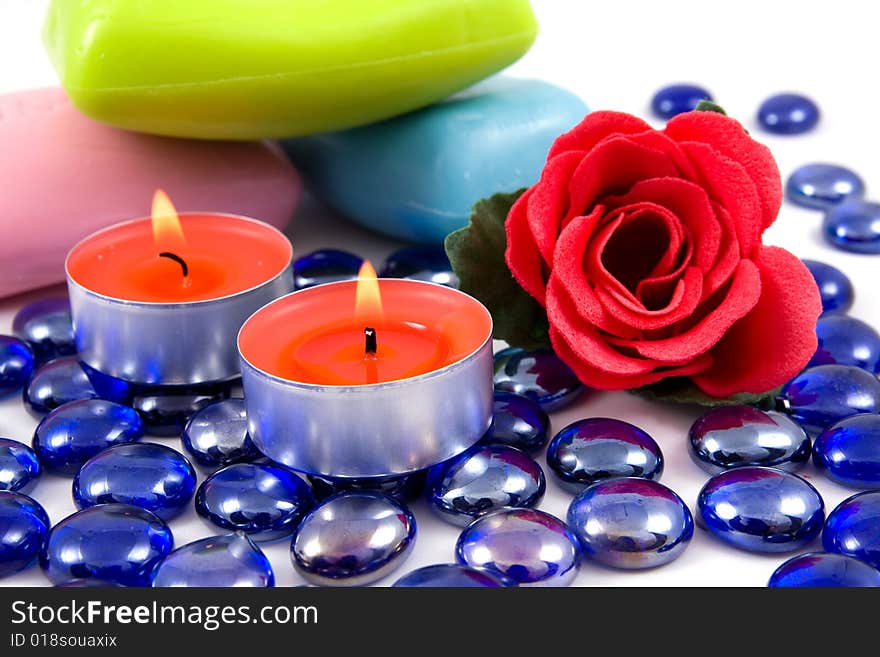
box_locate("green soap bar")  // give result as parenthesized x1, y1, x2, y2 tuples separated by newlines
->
(43, 0, 537, 140)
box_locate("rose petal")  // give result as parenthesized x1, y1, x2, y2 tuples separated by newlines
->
(680, 141, 763, 258)
(549, 325, 714, 389)
(620, 130, 699, 180)
(596, 267, 704, 331)
(549, 207, 637, 337)
(602, 177, 720, 270)
(611, 260, 762, 361)
(703, 202, 741, 294)
(526, 150, 587, 265)
(566, 136, 681, 223)
(636, 258, 694, 310)
(586, 203, 686, 297)
(577, 204, 705, 329)
(665, 111, 782, 231)
(547, 275, 661, 375)
(547, 111, 653, 160)
(505, 187, 547, 305)
(691, 246, 822, 396)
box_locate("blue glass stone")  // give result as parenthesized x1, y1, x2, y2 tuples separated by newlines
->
(813, 414, 880, 488)
(567, 478, 692, 569)
(80, 362, 131, 400)
(481, 391, 550, 453)
(0, 336, 34, 397)
(809, 315, 880, 374)
(307, 470, 427, 503)
(24, 357, 131, 416)
(32, 399, 144, 475)
(181, 398, 259, 470)
(823, 200, 880, 254)
(379, 246, 458, 287)
(757, 93, 820, 135)
(0, 438, 41, 493)
(688, 406, 810, 475)
(56, 579, 121, 587)
(40, 503, 173, 586)
(802, 259, 854, 316)
(786, 164, 865, 210)
(823, 491, 880, 569)
(293, 248, 363, 290)
(0, 492, 49, 577)
(493, 347, 584, 411)
(12, 298, 75, 364)
(291, 491, 417, 586)
(196, 462, 315, 541)
(697, 467, 825, 553)
(547, 418, 663, 493)
(426, 444, 545, 526)
(779, 365, 880, 435)
(131, 380, 233, 437)
(393, 563, 509, 587)
(73, 443, 196, 519)
(768, 552, 880, 587)
(455, 508, 580, 587)
(152, 532, 274, 587)
(650, 83, 712, 119)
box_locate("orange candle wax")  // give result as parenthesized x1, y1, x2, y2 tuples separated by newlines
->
(239, 275, 492, 386)
(65, 191, 295, 386)
(67, 211, 291, 303)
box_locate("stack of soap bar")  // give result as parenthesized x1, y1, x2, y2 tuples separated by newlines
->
(0, 88, 300, 299)
(43, 0, 538, 140)
(283, 77, 588, 244)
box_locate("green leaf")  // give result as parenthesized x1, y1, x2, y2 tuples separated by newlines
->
(630, 376, 781, 408)
(445, 190, 552, 351)
(695, 100, 728, 115)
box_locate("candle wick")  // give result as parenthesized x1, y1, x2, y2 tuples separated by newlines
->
(364, 327, 377, 357)
(158, 251, 189, 278)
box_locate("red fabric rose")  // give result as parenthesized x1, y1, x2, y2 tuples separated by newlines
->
(505, 110, 821, 397)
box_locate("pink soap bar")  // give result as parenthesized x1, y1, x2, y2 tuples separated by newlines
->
(0, 87, 300, 298)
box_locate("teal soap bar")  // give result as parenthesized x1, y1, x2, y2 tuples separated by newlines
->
(282, 77, 588, 244)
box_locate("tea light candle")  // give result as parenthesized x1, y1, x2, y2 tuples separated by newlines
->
(238, 264, 493, 477)
(66, 191, 294, 385)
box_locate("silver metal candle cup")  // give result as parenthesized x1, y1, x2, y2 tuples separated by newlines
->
(66, 214, 294, 386)
(238, 281, 494, 478)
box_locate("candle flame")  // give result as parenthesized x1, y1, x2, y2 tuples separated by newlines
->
(151, 189, 187, 249)
(355, 260, 383, 321)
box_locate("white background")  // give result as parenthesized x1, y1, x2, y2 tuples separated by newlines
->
(1, 0, 879, 586)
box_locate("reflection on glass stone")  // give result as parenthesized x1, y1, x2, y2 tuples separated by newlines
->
(291, 491, 417, 586)
(152, 532, 274, 587)
(697, 467, 824, 553)
(688, 406, 810, 474)
(493, 347, 584, 411)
